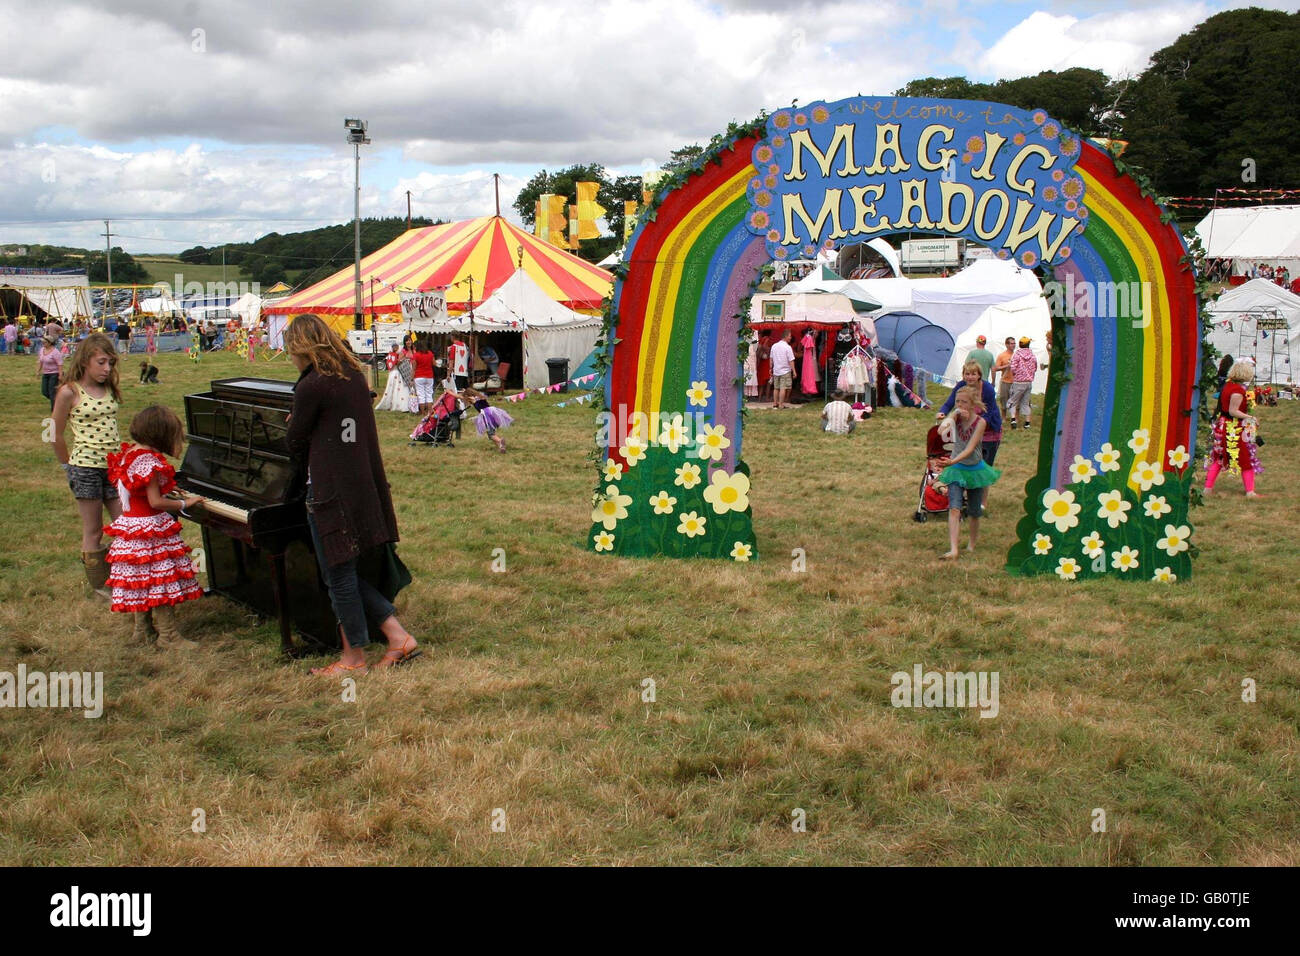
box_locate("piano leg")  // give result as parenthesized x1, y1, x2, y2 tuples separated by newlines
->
(268, 551, 299, 657)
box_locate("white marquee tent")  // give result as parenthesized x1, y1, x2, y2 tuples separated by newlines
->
(947, 294, 1052, 392)
(386, 269, 603, 389)
(139, 293, 183, 315)
(477, 270, 603, 389)
(1205, 278, 1300, 384)
(784, 258, 1043, 347)
(1195, 205, 1300, 276)
(777, 273, 883, 310)
(0, 272, 93, 322)
(749, 291, 878, 342)
(232, 292, 262, 326)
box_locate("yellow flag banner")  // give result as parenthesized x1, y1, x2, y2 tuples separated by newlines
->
(575, 181, 607, 241)
(534, 198, 547, 239)
(568, 203, 580, 249)
(624, 200, 638, 241)
(543, 194, 567, 247)
(641, 169, 667, 206)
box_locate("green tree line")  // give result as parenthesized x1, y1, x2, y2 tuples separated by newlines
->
(1, 244, 149, 283)
(177, 216, 436, 288)
(895, 8, 1299, 200)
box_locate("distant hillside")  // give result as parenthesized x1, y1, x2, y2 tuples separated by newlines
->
(175, 216, 439, 289)
(1, 217, 441, 290)
(1, 243, 148, 283)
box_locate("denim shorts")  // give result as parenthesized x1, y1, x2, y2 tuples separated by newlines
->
(66, 464, 119, 501)
(947, 482, 985, 517)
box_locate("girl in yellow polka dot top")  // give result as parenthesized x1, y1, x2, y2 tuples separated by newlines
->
(52, 333, 124, 597)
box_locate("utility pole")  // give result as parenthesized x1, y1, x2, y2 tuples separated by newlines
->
(494, 173, 500, 218)
(102, 220, 113, 287)
(406, 190, 412, 231)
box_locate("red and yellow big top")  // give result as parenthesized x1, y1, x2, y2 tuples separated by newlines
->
(263, 215, 612, 330)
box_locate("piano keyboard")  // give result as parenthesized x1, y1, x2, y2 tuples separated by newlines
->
(202, 498, 250, 524)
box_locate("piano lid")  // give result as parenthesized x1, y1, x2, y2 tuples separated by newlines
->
(179, 436, 297, 505)
(208, 377, 298, 405)
(185, 393, 292, 458)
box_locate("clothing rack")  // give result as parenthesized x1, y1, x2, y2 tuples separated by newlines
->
(835, 344, 875, 401)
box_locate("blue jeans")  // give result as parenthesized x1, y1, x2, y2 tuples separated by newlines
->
(307, 512, 395, 649)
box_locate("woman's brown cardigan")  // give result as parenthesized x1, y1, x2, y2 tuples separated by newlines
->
(287, 364, 399, 568)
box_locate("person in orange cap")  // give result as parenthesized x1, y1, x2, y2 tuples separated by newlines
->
(967, 334, 994, 382)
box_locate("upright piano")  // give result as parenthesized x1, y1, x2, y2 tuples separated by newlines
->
(175, 377, 337, 654)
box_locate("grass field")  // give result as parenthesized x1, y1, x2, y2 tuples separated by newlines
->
(0, 349, 1296, 865)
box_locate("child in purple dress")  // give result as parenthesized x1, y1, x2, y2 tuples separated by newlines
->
(459, 386, 512, 453)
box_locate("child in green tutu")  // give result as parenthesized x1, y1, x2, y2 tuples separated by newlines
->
(938, 387, 1001, 559)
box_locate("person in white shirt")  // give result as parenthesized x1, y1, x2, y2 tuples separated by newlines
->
(769, 330, 796, 408)
(822, 390, 854, 434)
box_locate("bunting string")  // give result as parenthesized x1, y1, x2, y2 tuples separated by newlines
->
(502, 372, 600, 404)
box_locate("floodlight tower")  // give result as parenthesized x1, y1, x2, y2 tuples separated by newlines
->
(345, 118, 370, 332)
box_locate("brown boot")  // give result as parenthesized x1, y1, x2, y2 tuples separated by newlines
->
(82, 548, 111, 600)
(152, 605, 197, 649)
(131, 611, 155, 643)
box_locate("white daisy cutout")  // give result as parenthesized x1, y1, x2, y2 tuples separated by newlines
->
(687, 381, 713, 408)
(1156, 524, 1191, 557)
(1096, 489, 1132, 529)
(1041, 489, 1082, 533)
(1143, 495, 1172, 519)
(1068, 455, 1097, 484)
(1111, 545, 1139, 572)
(1130, 459, 1165, 493)
(1056, 556, 1081, 580)
(1094, 443, 1122, 473)
(1080, 532, 1105, 559)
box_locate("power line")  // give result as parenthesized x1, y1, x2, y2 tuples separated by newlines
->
(0, 216, 351, 226)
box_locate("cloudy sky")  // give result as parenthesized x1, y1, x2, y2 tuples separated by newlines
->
(0, 0, 1285, 253)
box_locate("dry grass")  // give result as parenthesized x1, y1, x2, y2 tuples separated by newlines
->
(0, 350, 1296, 865)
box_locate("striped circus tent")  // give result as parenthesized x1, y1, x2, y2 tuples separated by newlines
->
(263, 216, 612, 328)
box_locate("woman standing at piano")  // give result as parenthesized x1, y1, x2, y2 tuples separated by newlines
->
(52, 332, 124, 598)
(285, 313, 420, 675)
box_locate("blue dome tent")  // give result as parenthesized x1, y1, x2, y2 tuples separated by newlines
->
(872, 311, 955, 378)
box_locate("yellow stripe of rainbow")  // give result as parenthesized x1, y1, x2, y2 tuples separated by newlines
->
(1079, 166, 1173, 485)
(636, 166, 753, 424)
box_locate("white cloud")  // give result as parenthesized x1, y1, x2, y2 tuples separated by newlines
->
(0, 0, 1274, 250)
(977, 5, 1211, 79)
(0, 141, 356, 248)
(388, 170, 527, 224)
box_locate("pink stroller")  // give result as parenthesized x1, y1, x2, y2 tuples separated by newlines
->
(409, 391, 463, 446)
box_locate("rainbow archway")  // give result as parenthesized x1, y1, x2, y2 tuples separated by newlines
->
(590, 98, 1201, 580)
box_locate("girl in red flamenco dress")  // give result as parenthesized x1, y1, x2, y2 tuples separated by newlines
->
(105, 405, 205, 647)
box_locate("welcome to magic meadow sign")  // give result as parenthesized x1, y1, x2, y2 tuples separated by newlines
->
(746, 99, 1085, 268)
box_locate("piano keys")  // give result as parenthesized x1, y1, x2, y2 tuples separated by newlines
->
(175, 377, 338, 655)
(194, 497, 249, 524)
